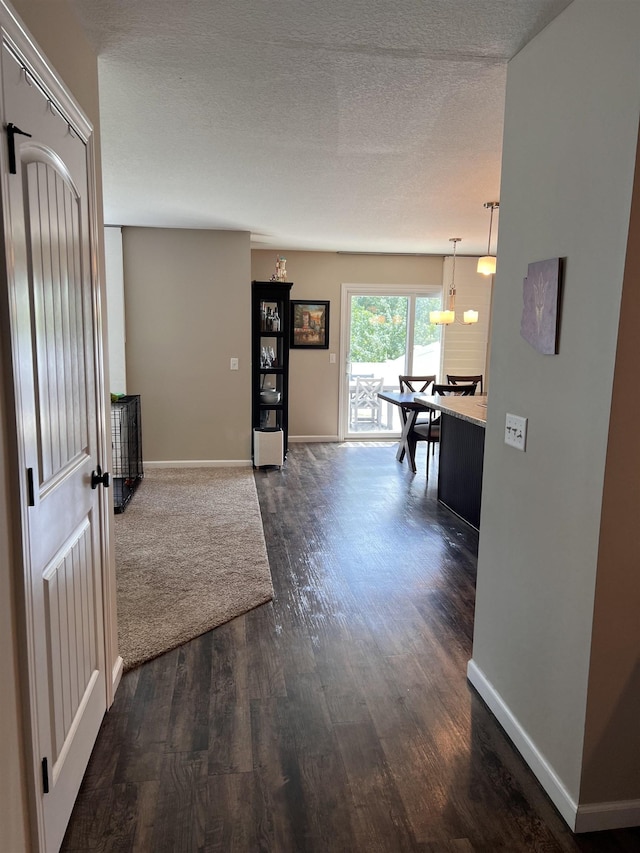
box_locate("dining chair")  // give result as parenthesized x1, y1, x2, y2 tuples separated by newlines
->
(409, 381, 478, 478)
(350, 376, 384, 426)
(446, 374, 484, 394)
(398, 375, 437, 393)
(398, 375, 436, 426)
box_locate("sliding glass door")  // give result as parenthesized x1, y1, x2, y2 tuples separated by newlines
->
(340, 285, 442, 439)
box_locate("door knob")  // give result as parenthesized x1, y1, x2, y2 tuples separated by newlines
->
(91, 465, 110, 489)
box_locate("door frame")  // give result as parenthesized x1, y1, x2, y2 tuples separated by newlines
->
(338, 283, 442, 441)
(0, 3, 118, 849)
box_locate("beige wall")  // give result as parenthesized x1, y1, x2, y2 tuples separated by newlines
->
(470, 0, 640, 824)
(123, 227, 252, 462)
(122, 246, 493, 454)
(11, 0, 100, 123)
(251, 250, 446, 437)
(1, 2, 106, 850)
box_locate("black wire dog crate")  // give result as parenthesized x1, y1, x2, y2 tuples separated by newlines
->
(110, 394, 143, 513)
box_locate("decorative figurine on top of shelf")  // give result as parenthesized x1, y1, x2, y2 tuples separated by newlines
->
(270, 255, 287, 282)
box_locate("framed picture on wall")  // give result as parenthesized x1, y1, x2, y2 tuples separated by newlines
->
(290, 300, 330, 349)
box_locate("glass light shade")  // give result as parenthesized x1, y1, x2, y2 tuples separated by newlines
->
(463, 310, 479, 324)
(477, 255, 496, 275)
(430, 309, 455, 325)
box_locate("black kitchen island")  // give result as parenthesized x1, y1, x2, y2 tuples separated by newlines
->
(415, 395, 487, 529)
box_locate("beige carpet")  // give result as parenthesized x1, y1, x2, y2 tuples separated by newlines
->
(115, 467, 273, 671)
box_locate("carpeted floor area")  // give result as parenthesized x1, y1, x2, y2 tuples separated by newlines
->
(115, 466, 273, 671)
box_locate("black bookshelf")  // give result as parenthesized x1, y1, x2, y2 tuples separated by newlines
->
(251, 281, 292, 464)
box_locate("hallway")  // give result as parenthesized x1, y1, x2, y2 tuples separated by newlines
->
(61, 443, 640, 851)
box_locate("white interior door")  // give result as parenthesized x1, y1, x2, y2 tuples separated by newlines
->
(2, 43, 107, 853)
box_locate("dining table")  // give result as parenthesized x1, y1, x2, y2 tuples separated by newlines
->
(377, 390, 431, 473)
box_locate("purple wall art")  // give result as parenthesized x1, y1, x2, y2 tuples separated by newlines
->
(520, 257, 563, 355)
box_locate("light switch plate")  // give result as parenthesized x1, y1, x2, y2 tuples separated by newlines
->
(505, 413, 527, 451)
(230, 357, 239, 370)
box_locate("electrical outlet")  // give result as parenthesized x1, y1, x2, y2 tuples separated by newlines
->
(505, 413, 527, 451)
(230, 357, 239, 370)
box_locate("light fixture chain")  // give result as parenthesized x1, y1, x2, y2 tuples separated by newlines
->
(483, 201, 500, 255)
(449, 237, 460, 309)
(430, 235, 479, 325)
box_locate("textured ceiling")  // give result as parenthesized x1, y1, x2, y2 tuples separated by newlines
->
(69, 0, 573, 255)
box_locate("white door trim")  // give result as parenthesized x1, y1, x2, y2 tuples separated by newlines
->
(0, 2, 118, 849)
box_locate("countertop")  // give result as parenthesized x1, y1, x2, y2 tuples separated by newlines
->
(414, 395, 488, 428)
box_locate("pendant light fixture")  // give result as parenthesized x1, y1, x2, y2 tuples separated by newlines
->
(477, 201, 500, 275)
(430, 238, 479, 326)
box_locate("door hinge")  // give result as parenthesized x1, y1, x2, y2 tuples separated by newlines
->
(27, 467, 35, 506)
(41, 757, 49, 794)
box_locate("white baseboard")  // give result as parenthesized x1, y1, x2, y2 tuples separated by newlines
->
(146, 439, 377, 455)
(289, 435, 339, 443)
(467, 659, 579, 829)
(145, 459, 252, 468)
(467, 659, 640, 832)
(111, 655, 123, 704)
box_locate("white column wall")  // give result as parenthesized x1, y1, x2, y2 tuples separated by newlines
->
(469, 0, 640, 830)
(104, 226, 127, 394)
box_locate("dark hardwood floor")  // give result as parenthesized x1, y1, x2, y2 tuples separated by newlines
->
(61, 443, 640, 852)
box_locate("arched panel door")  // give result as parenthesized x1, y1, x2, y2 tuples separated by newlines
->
(2, 41, 108, 853)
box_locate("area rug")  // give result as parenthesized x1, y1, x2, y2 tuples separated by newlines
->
(115, 467, 273, 671)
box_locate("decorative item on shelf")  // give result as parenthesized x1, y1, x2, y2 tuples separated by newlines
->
(477, 201, 499, 275)
(429, 238, 479, 326)
(260, 388, 281, 404)
(261, 346, 272, 368)
(270, 255, 287, 282)
(261, 305, 281, 332)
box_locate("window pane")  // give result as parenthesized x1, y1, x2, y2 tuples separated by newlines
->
(413, 295, 442, 376)
(347, 295, 409, 435)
